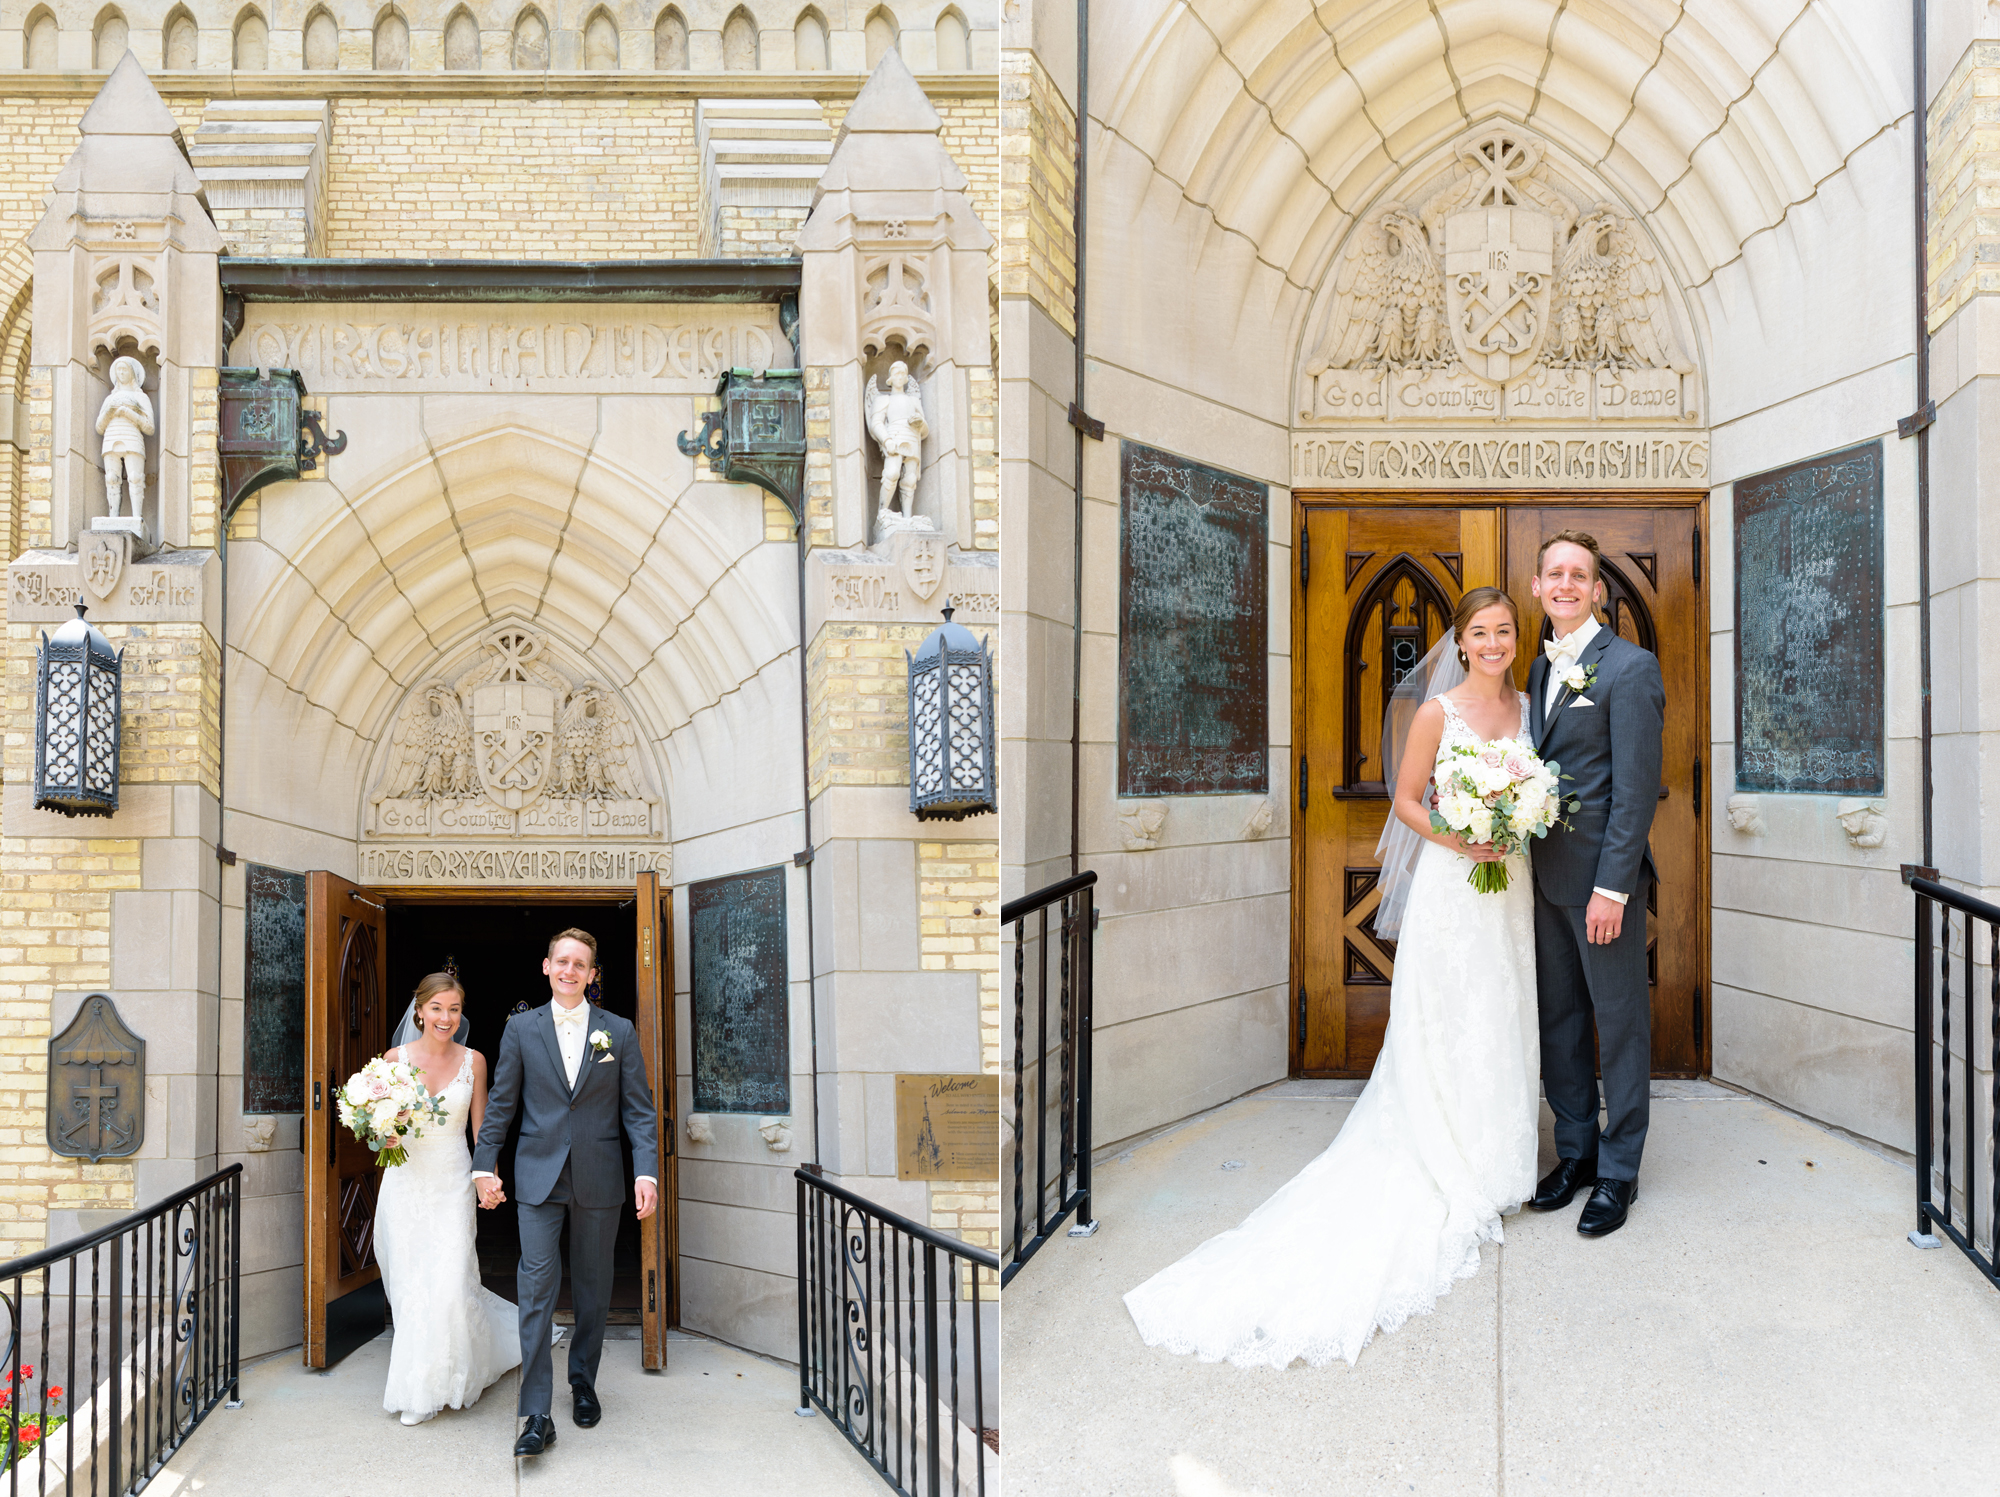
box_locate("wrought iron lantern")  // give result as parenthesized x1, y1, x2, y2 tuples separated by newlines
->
(34, 603, 123, 818)
(907, 605, 996, 821)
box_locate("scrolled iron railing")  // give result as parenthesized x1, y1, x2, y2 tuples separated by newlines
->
(794, 1166, 996, 1497)
(1001, 870, 1096, 1285)
(1905, 868, 2000, 1289)
(0, 1163, 241, 1495)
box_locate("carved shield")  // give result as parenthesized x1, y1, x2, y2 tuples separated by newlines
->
(470, 680, 557, 810)
(1442, 206, 1554, 383)
(80, 530, 126, 601)
(902, 533, 945, 603)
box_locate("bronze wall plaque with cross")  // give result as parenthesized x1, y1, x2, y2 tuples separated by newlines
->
(47, 994, 146, 1163)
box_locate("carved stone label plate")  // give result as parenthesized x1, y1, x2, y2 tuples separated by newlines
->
(359, 843, 672, 886)
(230, 302, 792, 394)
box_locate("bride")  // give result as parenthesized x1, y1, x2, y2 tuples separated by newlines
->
(374, 973, 523, 1423)
(1124, 587, 1541, 1368)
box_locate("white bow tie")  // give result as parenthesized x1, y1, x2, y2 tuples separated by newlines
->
(553, 1003, 588, 1028)
(1544, 634, 1584, 666)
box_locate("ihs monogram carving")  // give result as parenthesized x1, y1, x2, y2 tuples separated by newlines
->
(1299, 126, 1694, 426)
(369, 625, 658, 840)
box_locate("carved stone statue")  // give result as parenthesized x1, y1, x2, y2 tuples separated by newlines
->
(96, 356, 153, 521)
(865, 361, 928, 526)
(1836, 798, 1888, 850)
(1724, 794, 1766, 836)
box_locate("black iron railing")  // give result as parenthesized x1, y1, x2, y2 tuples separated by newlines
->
(0, 1164, 242, 1495)
(1906, 869, 2000, 1289)
(1001, 870, 1096, 1285)
(794, 1167, 996, 1497)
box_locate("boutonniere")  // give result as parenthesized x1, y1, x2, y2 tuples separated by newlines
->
(1559, 660, 1598, 695)
(590, 1028, 614, 1063)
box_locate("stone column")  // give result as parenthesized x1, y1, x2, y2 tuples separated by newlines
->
(4, 56, 228, 1256)
(795, 52, 1001, 1326)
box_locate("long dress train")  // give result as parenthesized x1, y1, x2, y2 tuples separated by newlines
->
(373, 1045, 522, 1419)
(1123, 693, 1541, 1368)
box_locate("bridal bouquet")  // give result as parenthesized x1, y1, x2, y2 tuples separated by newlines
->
(1429, 736, 1576, 894)
(336, 1057, 450, 1168)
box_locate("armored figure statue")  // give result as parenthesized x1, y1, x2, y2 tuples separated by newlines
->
(95, 357, 153, 521)
(865, 361, 928, 527)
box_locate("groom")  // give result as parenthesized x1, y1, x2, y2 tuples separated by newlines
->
(474, 928, 660, 1457)
(1525, 532, 1664, 1238)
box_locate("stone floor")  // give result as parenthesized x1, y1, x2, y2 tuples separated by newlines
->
(1002, 1080, 2000, 1496)
(147, 1328, 885, 1496)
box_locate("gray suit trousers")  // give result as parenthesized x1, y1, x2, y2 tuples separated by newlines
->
(1534, 879, 1652, 1181)
(515, 1159, 619, 1416)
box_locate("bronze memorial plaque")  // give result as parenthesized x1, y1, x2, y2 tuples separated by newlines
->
(1118, 440, 1269, 796)
(1734, 439, 1884, 794)
(48, 994, 145, 1163)
(895, 1073, 1000, 1182)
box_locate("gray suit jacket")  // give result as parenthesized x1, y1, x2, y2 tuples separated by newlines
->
(473, 1002, 661, 1210)
(1527, 626, 1664, 908)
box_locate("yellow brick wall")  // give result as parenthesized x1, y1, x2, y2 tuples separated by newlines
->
(323, 97, 704, 258)
(0, 838, 143, 1259)
(999, 52, 1076, 335)
(920, 836, 998, 1290)
(188, 365, 219, 551)
(968, 362, 997, 550)
(803, 365, 835, 548)
(806, 619, 930, 798)
(1931, 45, 2000, 332)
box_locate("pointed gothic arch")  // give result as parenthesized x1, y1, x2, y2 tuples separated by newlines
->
(91, 6, 127, 69)
(581, 6, 618, 69)
(163, 4, 197, 68)
(1342, 554, 1453, 791)
(933, 5, 967, 71)
(372, 6, 408, 70)
(720, 5, 757, 70)
(23, 6, 58, 69)
(443, 5, 479, 68)
(793, 6, 827, 71)
(233, 5, 268, 69)
(302, 4, 338, 68)
(653, 5, 686, 69)
(863, 5, 895, 69)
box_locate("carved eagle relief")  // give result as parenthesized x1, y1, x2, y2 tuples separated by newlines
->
(372, 637, 655, 811)
(1302, 132, 1690, 389)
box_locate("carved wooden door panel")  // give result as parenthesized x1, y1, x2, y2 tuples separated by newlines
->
(303, 873, 389, 1368)
(1503, 505, 1708, 1075)
(634, 870, 679, 1368)
(1293, 506, 1499, 1076)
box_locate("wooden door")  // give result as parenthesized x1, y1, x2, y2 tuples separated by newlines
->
(303, 873, 390, 1368)
(1293, 506, 1499, 1075)
(634, 869, 678, 1366)
(1503, 506, 1708, 1075)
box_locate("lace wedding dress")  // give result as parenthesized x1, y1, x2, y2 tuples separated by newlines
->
(1125, 693, 1541, 1368)
(374, 1046, 522, 1421)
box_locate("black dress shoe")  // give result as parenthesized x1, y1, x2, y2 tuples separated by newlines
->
(1528, 1155, 1598, 1211)
(571, 1383, 601, 1428)
(515, 1414, 558, 1457)
(1577, 1178, 1637, 1237)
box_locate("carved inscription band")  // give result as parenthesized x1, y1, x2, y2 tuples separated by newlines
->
(231, 304, 790, 394)
(360, 844, 672, 886)
(1292, 431, 1709, 488)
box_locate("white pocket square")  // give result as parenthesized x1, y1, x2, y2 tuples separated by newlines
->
(596, 1053, 616, 1064)
(1570, 696, 1595, 707)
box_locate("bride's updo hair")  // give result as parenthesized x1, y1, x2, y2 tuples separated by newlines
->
(1450, 586, 1520, 669)
(412, 971, 465, 1011)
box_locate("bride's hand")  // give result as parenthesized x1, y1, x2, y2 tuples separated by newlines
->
(379, 1132, 400, 1150)
(1449, 835, 1507, 863)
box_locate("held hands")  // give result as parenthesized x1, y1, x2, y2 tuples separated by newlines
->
(634, 1179, 658, 1221)
(476, 1176, 506, 1210)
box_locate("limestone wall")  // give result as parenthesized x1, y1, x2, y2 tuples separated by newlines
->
(1026, 0, 1930, 1161)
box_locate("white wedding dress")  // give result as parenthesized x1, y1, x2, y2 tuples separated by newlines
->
(374, 1045, 522, 1421)
(1125, 693, 1541, 1368)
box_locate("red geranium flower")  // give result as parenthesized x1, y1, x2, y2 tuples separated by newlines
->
(44, 1387, 61, 1402)
(20, 1365, 35, 1380)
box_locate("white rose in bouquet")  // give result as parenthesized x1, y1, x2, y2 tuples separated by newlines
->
(1429, 733, 1578, 894)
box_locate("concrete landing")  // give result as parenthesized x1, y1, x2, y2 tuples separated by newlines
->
(1002, 1081, 2000, 1496)
(148, 1329, 883, 1497)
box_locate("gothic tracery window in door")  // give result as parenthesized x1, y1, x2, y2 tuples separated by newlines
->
(1342, 554, 1451, 790)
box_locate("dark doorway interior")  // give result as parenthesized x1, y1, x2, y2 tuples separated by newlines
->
(385, 899, 643, 1323)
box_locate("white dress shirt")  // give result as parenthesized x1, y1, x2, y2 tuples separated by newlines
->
(1542, 616, 1628, 909)
(474, 998, 657, 1186)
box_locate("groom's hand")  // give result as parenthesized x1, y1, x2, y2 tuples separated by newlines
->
(1586, 892, 1624, 945)
(476, 1177, 506, 1209)
(634, 1180, 658, 1220)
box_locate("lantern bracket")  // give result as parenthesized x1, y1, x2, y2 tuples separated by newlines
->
(676, 368, 807, 520)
